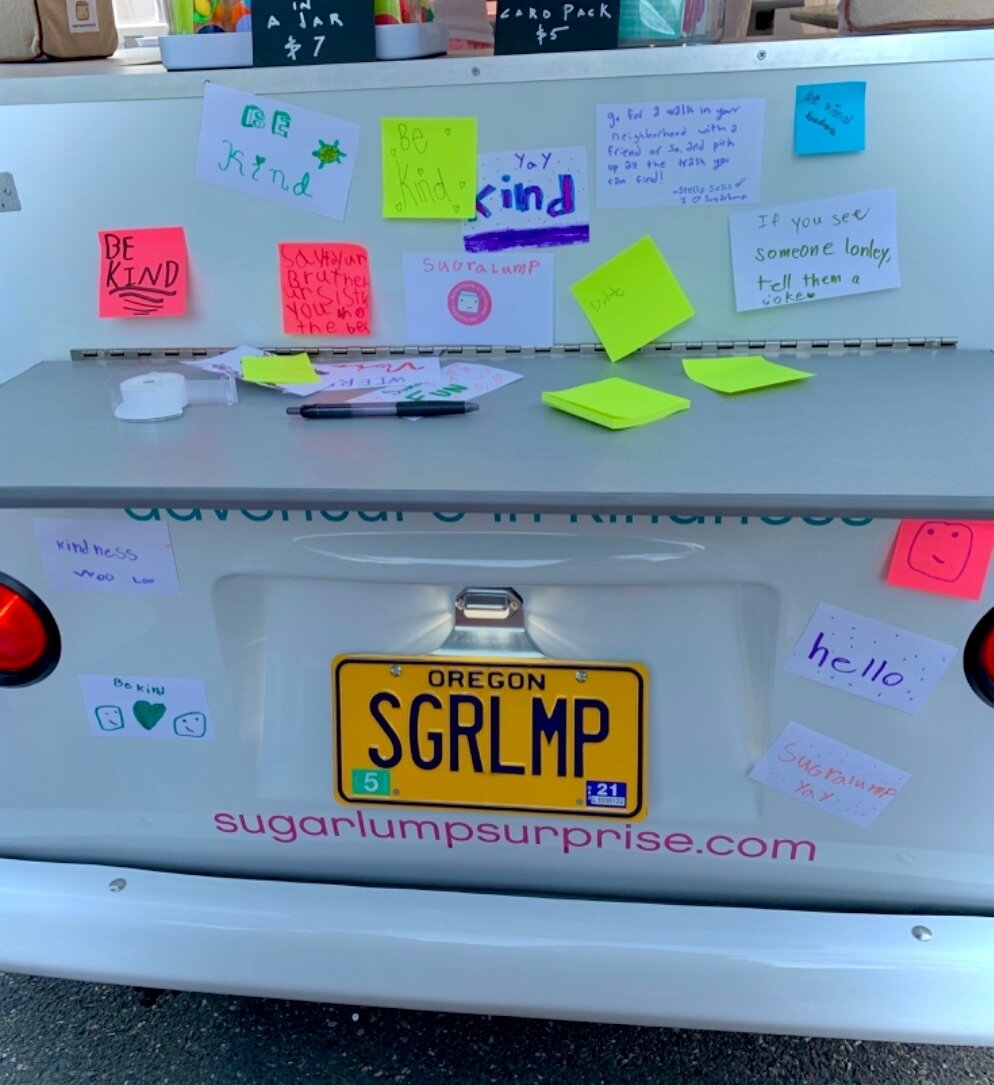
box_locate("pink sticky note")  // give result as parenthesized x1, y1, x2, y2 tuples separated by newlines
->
(98, 228, 188, 318)
(279, 242, 371, 336)
(886, 519, 994, 601)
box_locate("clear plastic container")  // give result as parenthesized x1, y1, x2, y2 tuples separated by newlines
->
(618, 0, 724, 45)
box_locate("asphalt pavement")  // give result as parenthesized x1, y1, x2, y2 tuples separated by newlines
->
(0, 974, 991, 1084)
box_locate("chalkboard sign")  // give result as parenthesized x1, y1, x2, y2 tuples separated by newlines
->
(495, 0, 620, 54)
(252, 0, 376, 67)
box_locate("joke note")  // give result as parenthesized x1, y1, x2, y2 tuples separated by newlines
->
(98, 228, 187, 318)
(382, 118, 477, 219)
(786, 602, 955, 715)
(596, 99, 765, 208)
(729, 188, 900, 311)
(279, 242, 371, 336)
(749, 722, 909, 828)
(795, 82, 866, 156)
(80, 674, 213, 740)
(886, 520, 994, 601)
(403, 253, 554, 346)
(571, 236, 693, 361)
(353, 362, 522, 403)
(465, 147, 589, 253)
(33, 518, 180, 595)
(196, 83, 360, 221)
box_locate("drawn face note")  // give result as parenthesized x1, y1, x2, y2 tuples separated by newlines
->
(907, 521, 974, 582)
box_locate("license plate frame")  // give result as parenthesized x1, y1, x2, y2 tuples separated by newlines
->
(332, 654, 648, 819)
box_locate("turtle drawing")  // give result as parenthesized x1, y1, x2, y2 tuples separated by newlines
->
(312, 139, 347, 168)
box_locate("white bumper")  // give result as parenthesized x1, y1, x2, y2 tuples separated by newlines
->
(1, 858, 993, 1043)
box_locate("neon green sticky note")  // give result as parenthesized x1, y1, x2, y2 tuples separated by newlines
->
(241, 353, 319, 385)
(381, 118, 477, 219)
(570, 236, 694, 363)
(682, 355, 813, 394)
(542, 377, 691, 430)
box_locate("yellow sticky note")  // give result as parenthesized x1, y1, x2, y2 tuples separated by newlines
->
(381, 118, 477, 219)
(570, 236, 694, 363)
(682, 355, 813, 394)
(543, 377, 690, 430)
(241, 353, 318, 385)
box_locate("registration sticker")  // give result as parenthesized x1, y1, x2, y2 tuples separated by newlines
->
(333, 655, 648, 819)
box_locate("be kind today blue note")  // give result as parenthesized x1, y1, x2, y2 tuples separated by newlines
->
(795, 81, 866, 156)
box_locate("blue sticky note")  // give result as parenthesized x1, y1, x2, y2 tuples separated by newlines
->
(794, 81, 866, 156)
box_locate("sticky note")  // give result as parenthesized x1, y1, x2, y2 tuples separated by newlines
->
(570, 237, 694, 362)
(795, 82, 866, 156)
(682, 356, 812, 394)
(196, 84, 360, 221)
(80, 675, 213, 740)
(382, 118, 477, 219)
(403, 252, 554, 347)
(596, 99, 766, 209)
(98, 227, 187, 318)
(279, 243, 371, 336)
(729, 189, 899, 312)
(543, 377, 690, 430)
(785, 602, 955, 715)
(749, 722, 909, 828)
(242, 353, 319, 385)
(886, 519, 994, 601)
(33, 518, 180, 595)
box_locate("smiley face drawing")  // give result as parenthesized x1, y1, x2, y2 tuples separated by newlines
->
(173, 711, 208, 738)
(907, 521, 974, 582)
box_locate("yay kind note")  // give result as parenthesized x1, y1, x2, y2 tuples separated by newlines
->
(464, 146, 590, 254)
(197, 82, 360, 221)
(98, 228, 187, 318)
(728, 188, 900, 311)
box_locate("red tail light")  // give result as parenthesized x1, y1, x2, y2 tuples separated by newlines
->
(964, 608, 994, 707)
(0, 575, 61, 687)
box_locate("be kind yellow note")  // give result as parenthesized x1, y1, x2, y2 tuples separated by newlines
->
(571, 236, 694, 362)
(382, 118, 477, 219)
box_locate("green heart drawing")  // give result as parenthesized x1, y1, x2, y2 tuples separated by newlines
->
(133, 700, 166, 731)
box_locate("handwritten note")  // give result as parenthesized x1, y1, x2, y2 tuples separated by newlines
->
(495, 0, 620, 54)
(728, 188, 900, 312)
(382, 118, 477, 219)
(570, 236, 694, 361)
(682, 356, 812, 394)
(98, 228, 187, 318)
(353, 362, 522, 404)
(403, 253, 554, 347)
(886, 520, 994, 601)
(749, 721, 909, 828)
(80, 674, 213, 741)
(785, 602, 955, 715)
(464, 147, 589, 254)
(33, 518, 180, 595)
(596, 98, 765, 209)
(242, 353, 319, 385)
(196, 83, 360, 221)
(795, 82, 866, 156)
(279, 242, 371, 336)
(543, 377, 690, 430)
(251, 0, 375, 66)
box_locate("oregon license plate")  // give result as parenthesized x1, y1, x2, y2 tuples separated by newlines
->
(333, 655, 648, 819)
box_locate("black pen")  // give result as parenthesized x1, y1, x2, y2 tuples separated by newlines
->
(287, 401, 479, 419)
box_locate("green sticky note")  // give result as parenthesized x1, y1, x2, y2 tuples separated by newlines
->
(570, 236, 694, 363)
(382, 118, 477, 219)
(241, 353, 319, 385)
(682, 355, 813, 394)
(543, 377, 690, 430)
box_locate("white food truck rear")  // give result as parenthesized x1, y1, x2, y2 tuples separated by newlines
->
(3, 32, 994, 1043)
